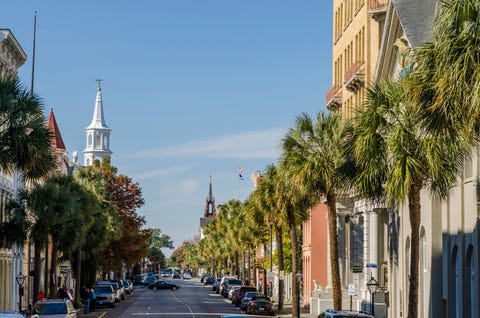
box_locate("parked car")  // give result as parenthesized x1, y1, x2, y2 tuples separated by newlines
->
(222, 278, 243, 297)
(200, 273, 211, 283)
(172, 271, 181, 279)
(148, 280, 180, 290)
(318, 310, 374, 317)
(92, 284, 116, 308)
(0, 311, 25, 318)
(212, 278, 222, 292)
(228, 285, 241, 299)
(95, 281, 121, 303)
(183, 272, 192, 279)
(244, 295, 275, 316)
(31, 299, 77, 318)
(124, 280, 133, 294)
(204, 276, 215, 285)
(240, 292, 264, 311)
(133, 274, 145, 286)
(232, 286, 257, 306)
(109, 280, 126, 300)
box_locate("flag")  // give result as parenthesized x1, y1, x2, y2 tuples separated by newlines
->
(239, 167, 244, 180)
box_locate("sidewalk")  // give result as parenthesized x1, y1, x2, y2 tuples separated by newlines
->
(276, 301, 316, 318)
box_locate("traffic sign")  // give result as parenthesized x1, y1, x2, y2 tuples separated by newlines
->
(366, 263, 378, 268)
(348, 284, 355, 296)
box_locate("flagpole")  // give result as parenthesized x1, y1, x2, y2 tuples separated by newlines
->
(31, 11, 37, 93)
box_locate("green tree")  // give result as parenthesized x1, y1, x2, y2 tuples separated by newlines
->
(248, 164, 286, 310)
(148, 229, 174, 271)
(0, 76, 54, 180)
(351, 79, 462, 318)
(282, 112, 351, 311)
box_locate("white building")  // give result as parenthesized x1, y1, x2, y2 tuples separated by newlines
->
(83, 82, 112, 166)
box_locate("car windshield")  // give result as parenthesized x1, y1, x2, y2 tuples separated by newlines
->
(94, 286, 112, 293)
(228, 279, 242, 284)
(34, 303, 67, 314)
(251, 296, 269, 301)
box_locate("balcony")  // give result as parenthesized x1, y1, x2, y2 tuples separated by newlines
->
(344, 61, 365, 92)
(369, 0, 389, 21)
(326, 86, 342, 111)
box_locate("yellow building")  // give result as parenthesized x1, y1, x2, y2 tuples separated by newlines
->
(326, 0, 388, 120)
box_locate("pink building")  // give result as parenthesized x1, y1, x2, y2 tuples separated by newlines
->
(302, 202, 328, 308)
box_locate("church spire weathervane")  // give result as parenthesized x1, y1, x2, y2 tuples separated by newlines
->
(95, 78, 103, 91)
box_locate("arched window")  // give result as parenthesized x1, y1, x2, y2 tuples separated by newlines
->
(466, 245, 474, 318)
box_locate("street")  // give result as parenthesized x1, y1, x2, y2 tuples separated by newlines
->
(96, 278, 265, 318)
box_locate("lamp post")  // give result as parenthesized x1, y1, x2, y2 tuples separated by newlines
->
(295, 272, 302, 318)
(16, 272, 25, 312)
(366, 275, 379, 317)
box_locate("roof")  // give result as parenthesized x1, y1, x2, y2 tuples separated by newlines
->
(87, 87, 110, 130)
(46, 108, 66, 150)
(392, 0, 436, 48)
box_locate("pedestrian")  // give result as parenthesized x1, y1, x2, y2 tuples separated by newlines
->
(67, 288, 74, 302)
(81, 287, 90, 314)
(58, 286, 68, 299)
(89, 288, 96, 312)
(38, 289, 45, 301)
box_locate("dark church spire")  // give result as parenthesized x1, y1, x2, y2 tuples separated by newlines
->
(204, 175, 216, 218)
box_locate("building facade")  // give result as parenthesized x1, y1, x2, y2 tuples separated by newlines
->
(0, 28, 27, 311)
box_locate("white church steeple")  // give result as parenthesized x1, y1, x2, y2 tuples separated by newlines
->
(83, 79, 112, 166)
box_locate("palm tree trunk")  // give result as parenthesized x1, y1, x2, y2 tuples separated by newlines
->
(33, 240, 42, 303)
(327, 191, 342, 310)
(50, 238, 58, 297)
(235, 251, 239, 278)
(407, 183, 421, 318)
(44, 239, 49, 297)
(74, 247, 81, 303)
(276, 225, 285, 312)
(287, 206, 300, 317)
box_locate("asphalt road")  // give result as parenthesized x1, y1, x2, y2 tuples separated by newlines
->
(100, 278, 261, 318)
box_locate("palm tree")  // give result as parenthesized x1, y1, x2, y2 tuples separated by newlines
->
(351, 79, 463, 318)
(0, 76, 53, 180)
(281, 111, 351, 311)
(248, 164, 286, 311)
(409, 0, 480, 149)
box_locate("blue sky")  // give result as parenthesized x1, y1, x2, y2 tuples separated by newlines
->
(1, 1, 332, 254)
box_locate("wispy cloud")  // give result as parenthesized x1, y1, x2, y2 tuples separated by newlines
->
(132, 165, 195, 181)
(129, 128, 285, 160)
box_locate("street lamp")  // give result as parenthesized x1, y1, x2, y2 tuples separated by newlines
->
(295, 272, 302, 318)
(16, 272, 25, 312)
(366, 275, 379, 317)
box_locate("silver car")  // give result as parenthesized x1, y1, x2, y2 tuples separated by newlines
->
(31, 299, 77, 318)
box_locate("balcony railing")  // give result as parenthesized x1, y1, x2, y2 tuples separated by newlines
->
(369, 0, 389, 20)
(326, 85, 342, 111)
(344, 61, 365, 92)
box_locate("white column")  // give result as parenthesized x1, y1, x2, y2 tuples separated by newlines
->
(370, 211, 379, 280)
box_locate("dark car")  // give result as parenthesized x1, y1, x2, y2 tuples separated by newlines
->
(148, 280, 180, 290)
(172, 271, 181, 279)
(204, 276, 215, 285)
(244, 295, 275, 316)
(240, 292, 264, 311)
(212, 278, 222, 292)
(232, 286, 257, 306)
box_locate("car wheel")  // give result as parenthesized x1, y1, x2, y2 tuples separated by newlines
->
(172, 286, 177, 291)
(110, 303, 115, 308)
(154, 286, 158, 290)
